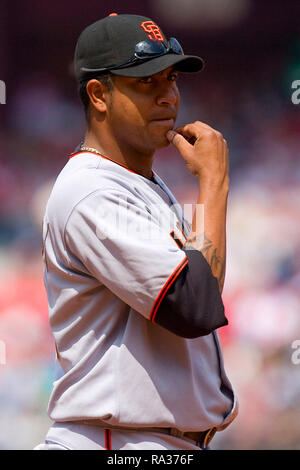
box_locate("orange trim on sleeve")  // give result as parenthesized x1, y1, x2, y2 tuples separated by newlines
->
(170, 230, 184, 249)
(55, 343, 61, 362)
(150, 256, 188, 323)
(104, 429, 111, 450)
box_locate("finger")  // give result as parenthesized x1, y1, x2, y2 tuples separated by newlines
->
(174, 124, 204, 139)
(166, 130, 194, 156)
(175, 122, 221, 141)
(224, 139, 229, 174)
(222, 138, 229, 174)
(176, 121, 214, 133)
(174, 126, 197, 144)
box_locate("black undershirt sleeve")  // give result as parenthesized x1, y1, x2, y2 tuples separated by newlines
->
(153, 249, 228, 339)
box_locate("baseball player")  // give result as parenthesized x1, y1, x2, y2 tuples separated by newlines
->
(35, 13, 238, 450)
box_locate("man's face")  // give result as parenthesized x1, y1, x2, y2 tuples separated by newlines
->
(106, 66, 180, 153)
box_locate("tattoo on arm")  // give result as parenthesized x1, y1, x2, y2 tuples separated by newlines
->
(185, 233, 225, 288)
(210, 248, 225, 287)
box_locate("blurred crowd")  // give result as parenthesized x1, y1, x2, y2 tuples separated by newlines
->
(0, 20, 300, 449)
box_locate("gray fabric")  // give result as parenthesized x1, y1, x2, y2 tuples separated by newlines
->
(42, 152, 238, 431)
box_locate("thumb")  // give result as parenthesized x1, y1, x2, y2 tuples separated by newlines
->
(166, 130, 193, 154)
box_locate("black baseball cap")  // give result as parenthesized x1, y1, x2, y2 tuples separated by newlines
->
(74, 13, 204, 82)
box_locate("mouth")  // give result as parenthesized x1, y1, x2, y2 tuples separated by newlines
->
(151, 117, 175, 127)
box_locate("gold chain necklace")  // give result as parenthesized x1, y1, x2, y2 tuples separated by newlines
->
(80, 145, 103, 155)
(79, 144, 154, 181)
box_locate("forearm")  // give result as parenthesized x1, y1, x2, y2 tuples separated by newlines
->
(185, 183, 229, 293)
(167, 121, 229, 293)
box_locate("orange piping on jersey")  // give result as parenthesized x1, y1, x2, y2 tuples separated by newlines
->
(69, 150, 155, 179)
(55, 343, 61, 362)
(104, 429, 111, 450)
(170, 230, 184, 249)
(150, 256, 188, 323)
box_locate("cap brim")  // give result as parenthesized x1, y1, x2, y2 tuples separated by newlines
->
(110, 53, 204, 78)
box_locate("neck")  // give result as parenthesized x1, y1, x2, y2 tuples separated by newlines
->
(83, 127, 155, 180)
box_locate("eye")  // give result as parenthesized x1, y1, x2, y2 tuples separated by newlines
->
(139, 77, 153, 84)
(168, 73, 179, 82)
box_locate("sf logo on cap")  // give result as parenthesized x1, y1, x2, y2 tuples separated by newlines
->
(140, 21, 164, 41)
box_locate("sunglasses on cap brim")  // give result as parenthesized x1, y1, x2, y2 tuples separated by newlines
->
(80, 37, 184, 74)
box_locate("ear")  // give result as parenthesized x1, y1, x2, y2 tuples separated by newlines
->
(86, 79, 109, 113)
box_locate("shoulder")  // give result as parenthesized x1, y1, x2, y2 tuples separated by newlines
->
(45, 153, 155, 228)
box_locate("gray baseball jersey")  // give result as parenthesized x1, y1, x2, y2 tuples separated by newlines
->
(42, 150, 238, 433)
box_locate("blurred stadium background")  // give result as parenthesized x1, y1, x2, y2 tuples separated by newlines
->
(0, 0, 300, 450)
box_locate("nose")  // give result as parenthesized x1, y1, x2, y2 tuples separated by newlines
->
(156, 82, 179, 107)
